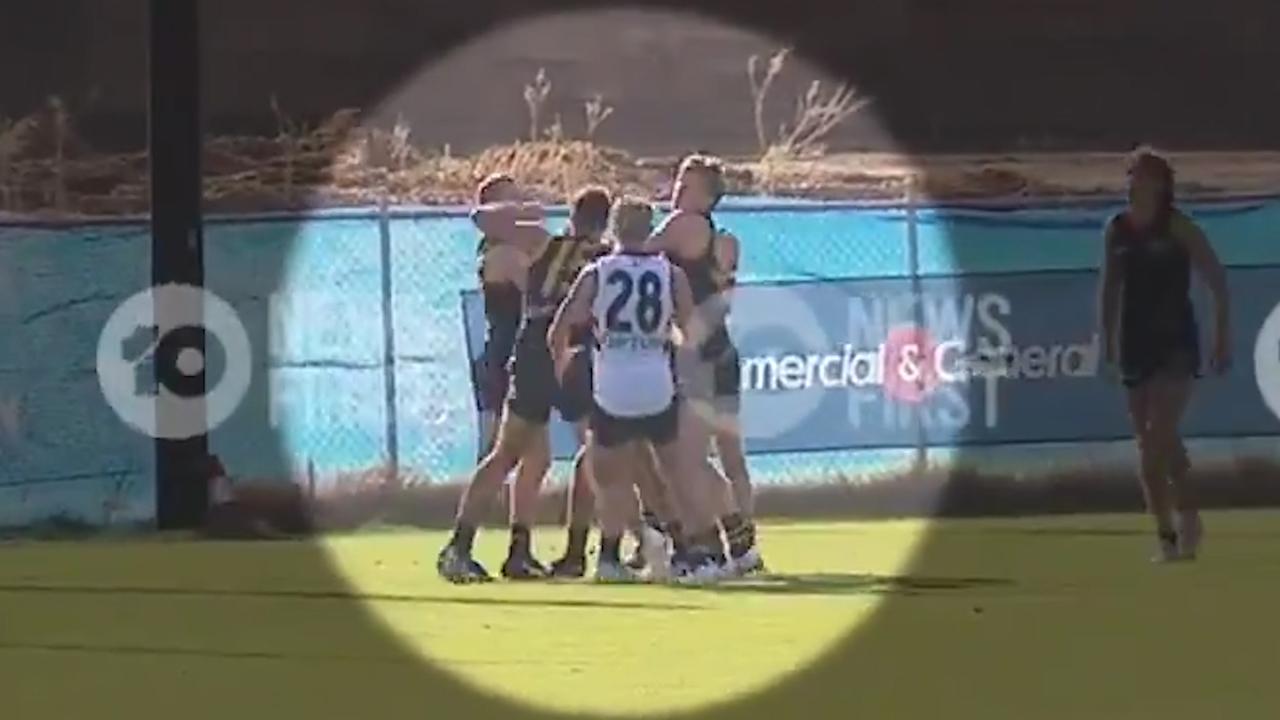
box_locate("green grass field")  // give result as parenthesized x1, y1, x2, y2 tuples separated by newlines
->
(3, 510, 1279, 719)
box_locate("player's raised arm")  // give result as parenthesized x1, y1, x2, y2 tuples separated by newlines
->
(471, 201, 552, 253)
(548, 266, 598, 371)
(1179, 217, 1232, 373)
(1097, 218, 1123, 367)
(648, 152, 728, 261)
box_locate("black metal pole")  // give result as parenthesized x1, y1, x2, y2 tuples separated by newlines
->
(149, 0, 208, 528)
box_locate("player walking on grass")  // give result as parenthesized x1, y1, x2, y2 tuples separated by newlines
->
(1098, 147, 1231, 563)
(644, 154, 762, 576)
(550, 196, 723, 583)
(438, 187, 612, 583)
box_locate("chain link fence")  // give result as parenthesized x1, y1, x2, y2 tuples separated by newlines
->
(196, 200, 936, 524)
(204, 196, 1280, 527)
(8, 196, 1280, 530)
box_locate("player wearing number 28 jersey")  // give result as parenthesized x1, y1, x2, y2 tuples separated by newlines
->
(591, 252, 678, 423)
(551, 197, 723, 583)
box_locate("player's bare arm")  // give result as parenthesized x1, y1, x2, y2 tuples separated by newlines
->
(713, 230, 740, 280)
(548, 268, 597, 375)
(668, 263, 708, 349)
(471, 201, 552, 254)
(1179, 218, 1231, 372)
(670, 265, 696, 344)
(1097, 220, 1122, 365)
(699, 229, 739, 328)
(644, 211, 704, 260)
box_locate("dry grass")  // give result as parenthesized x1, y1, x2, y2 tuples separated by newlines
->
(193, 456, 1280, 535)
(0, 105, 1168, 219)
(748, 47, 873, 192)
(748, 47, 871, 162)
(522, 67, 553, 142)
(0, 92, 671, 215)
(6, 456, 1280, 538)
(4, 74, 1280, 219)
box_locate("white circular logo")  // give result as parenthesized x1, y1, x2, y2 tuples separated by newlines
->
(1255, 301, 1280, 423)
(97, 284, 252, 440)
(717, 285, 830, 441)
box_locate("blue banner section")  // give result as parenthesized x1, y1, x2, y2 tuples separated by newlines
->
(5, 195, 1280, 528)
(0, 224, 155, 529)
(462, 266, 1280, 459)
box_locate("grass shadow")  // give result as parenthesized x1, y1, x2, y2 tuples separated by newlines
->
(0, 581, 706, 612)
(0, 640, 423, 664)
(671, 572, 1013, 598)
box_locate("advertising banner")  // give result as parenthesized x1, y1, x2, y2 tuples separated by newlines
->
(462, 267, 1280, 459)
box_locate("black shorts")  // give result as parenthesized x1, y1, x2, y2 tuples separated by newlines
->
(1119, 321, 1201, 389)
(474, 353, 509, 413)
(505, 333, 592, 425)
(1120, 344, 1201, 388)
(676, 344, 742, 415)
(477, 285, 522, 412)
(477, 332, 520, 413)
(590, 398, 680, 449)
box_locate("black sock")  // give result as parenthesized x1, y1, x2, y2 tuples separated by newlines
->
(720, 513, 753, 558)
(667, 521, 688, 558)
(1159, 529, 1178, 546)
(508, 524, 531, 557)
(600, 535, 622, 564)
(642, 510, 663, 533)
(565, 524, 589, 559)
(450, 523, 477, 555)
(665, 519, 684, 542)
(696, 528, 727, 566)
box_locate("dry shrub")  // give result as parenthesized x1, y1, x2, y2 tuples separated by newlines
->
(204, 481, 310, 539)
(767, 80, 870, 161)
(748, 48, 790, 154)
(199, 96, 652, 211)
(0, 96, 112, 216)
(747, 47, 870, 164)
(0, 115, 39, 210)
(266, 456, 1280, 532)
(523, 68, 553, 142)
(470, 139, 632, 199)
(583, 94, 614, 141)
(751, 160, 908, 199)
(8, 85, 1274, 218)
(7, 455, 1279, 537)
(917, 166, 1032, 199)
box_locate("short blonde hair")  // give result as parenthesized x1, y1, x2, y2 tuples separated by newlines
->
(608, 196, 655, 245)
(677, 153, 726, 200)
(475, 173, 515, 204)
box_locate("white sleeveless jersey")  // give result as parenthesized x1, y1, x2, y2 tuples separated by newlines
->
(590, 252, 677, 417)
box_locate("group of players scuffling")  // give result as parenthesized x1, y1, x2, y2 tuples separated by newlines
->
(438, 154, 761, 584)
(436, 145, 1236, 582)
